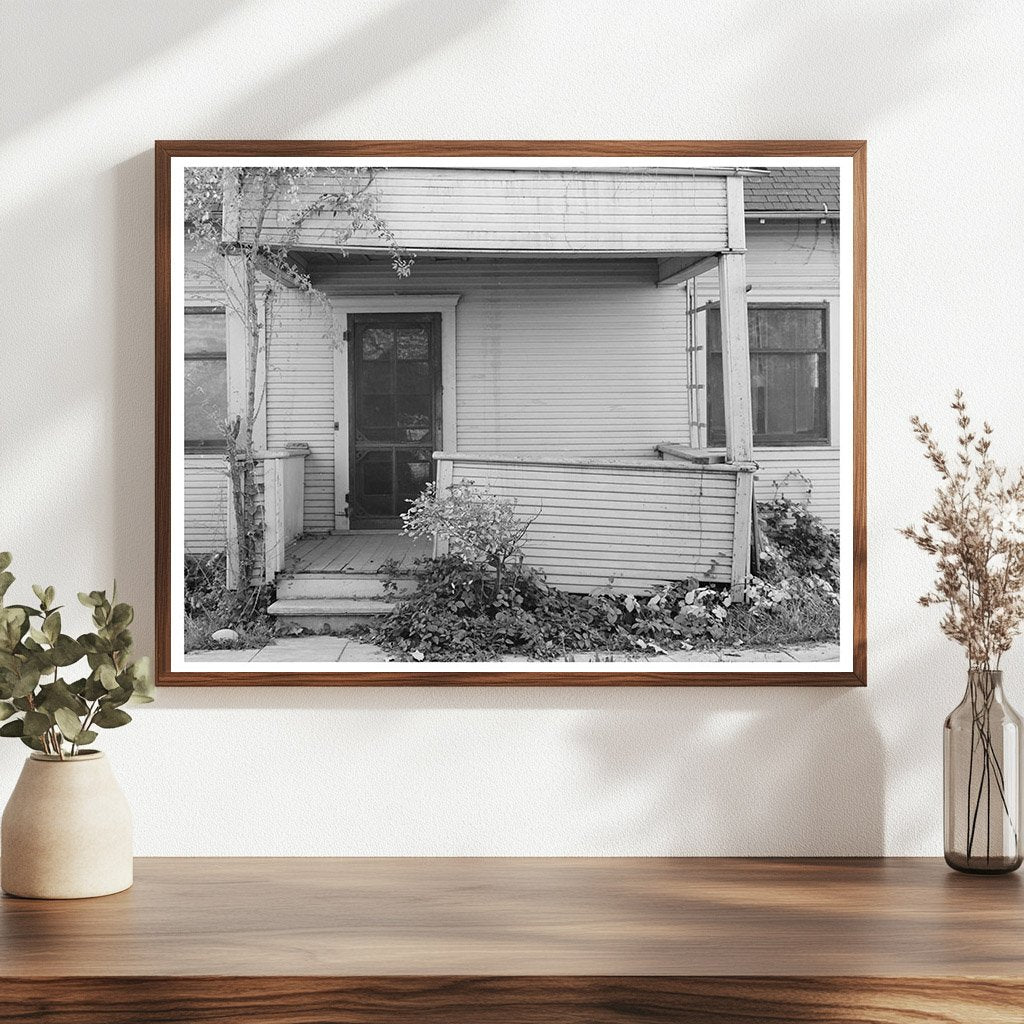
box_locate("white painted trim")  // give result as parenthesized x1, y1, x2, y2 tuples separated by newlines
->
(826, 297, 840, 447)
(331, 294, 461, 530)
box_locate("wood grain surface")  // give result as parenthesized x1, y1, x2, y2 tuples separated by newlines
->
(1, 857, 1021, 1023)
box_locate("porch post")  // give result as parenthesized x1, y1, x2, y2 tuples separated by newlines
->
(718, 177, 753, 464)
(718, 174, 754, 597)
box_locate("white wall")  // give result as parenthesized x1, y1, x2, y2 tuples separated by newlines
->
(1, 0, 1022, 856)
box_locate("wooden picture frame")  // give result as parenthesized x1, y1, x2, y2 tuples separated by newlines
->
(156, 141, 866, 686)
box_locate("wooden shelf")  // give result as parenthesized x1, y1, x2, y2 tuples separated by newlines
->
(2, 857, 1022, 1022)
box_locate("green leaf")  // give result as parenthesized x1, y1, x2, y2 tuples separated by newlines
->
(0, 718, 24, 737)
(0, 552, 11, 573)
(127, 656, 155, 703)
(53, 707, 85, 742)
(22, 710, 51, 738)
(83, 674, 108, 701)
(74, 730, 98, 747)
(0, 572, 14, 602)
(98, 663, 118, 690)
(81, 635, 112, 656)
(45, 586, 55, 608)
(11, 665, 41, 699)
(19, 734, 45, 752)
(78, 592, 99, 608)
(49, 635, 85, 668)
(110, 603, 133, 629)
(28, 626, 49, 646)
(104, 684, 133, 708)
(36, 678, 88, 716)
(0, 606, 27, 651)
(42, 611, 60, 643)
(32, 584, 48, 608)
(93, 705, 132, 729)
(0, 701, 15, 721)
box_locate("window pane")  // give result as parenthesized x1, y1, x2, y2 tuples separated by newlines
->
(184, 310, 226, 356)
(397, 327, 429, 360)
(184, 359, 227, 442)
(707, 308, 722, 352)
(751, 307, 824, 351)
(361, 328, 394, 361)
(705, 305, 828, 446)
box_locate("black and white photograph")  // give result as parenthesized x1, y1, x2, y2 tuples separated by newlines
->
(166, 151, 858, 680)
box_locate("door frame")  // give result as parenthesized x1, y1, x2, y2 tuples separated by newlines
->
(332, 294, 460, 531)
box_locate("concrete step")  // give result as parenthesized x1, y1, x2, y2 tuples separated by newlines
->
(276, 574, 417, 600)
(268, 598, 396, 631)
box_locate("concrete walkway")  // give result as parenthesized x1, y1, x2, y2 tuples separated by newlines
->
(186, 637, 840, 665)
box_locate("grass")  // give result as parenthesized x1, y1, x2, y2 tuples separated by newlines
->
(183, 552, 277, 654)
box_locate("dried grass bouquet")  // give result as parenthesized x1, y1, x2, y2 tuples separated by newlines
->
(902, 391, 1024, 671)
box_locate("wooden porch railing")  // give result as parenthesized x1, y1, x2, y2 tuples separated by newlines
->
(259, 444, 310, 583)
(433, 451, 756, 597)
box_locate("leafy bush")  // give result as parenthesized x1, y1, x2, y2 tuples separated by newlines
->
(362, 555, 617, 661)
(364, 491, 841, 661)
(0, 552, 153, 758)
(401, 481, 536, 596)
(183, 552, 274, 652)
(758, 496, 839, 588)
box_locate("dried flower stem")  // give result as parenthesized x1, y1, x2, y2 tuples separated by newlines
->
(904, 391, 1024, 863)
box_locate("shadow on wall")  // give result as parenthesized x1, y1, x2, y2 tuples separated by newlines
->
(572, 687, 885, 856)
(728, 0, 973, 130)
(201, 0, 507, 137)
(102, 0, 508, 658)
(0, 0, 244, 138)
(147, 679, 886, 856)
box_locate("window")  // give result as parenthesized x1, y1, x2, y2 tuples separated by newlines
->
(184, 307, 227, 450)
(706, 303, 829, 447)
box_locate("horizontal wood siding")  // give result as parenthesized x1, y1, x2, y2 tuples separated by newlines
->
(695, 220, 839, 302)
(693, 220, 841, 529)
(753, 447, 840, 530)
(251, 168, 729, 254)
(264, 289, 336, 532)
(267, 259, 692, 532)
(446, 457, 737, 592)
(184, 454, 228, 553)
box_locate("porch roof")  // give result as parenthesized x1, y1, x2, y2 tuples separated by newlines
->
(245, 166, 745, 258)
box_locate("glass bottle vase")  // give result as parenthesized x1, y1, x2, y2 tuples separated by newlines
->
(944, 669, 1023, 873)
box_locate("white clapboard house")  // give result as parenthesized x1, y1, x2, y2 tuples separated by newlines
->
(183, 166, 840, 630)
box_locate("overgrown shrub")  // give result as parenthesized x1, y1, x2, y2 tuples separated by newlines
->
(401, 481, 536, 596)
(758, 496, 840, 588)
(183, 552, 274, 652)
(363, 492, 841, 662)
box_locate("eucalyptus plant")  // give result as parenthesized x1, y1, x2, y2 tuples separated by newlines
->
(0, 553, 153, 759)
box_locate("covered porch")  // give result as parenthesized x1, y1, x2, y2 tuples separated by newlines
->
(236, 166, 760, 598)
(284, 531, 430, 575)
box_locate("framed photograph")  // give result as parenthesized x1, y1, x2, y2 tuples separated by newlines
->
(156, 141, 865, 686)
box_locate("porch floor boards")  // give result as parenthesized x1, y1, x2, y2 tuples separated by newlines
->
(284, 532, 431, 576)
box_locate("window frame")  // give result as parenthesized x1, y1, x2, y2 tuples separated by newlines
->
(705, 300, 831, 448)
(183, 305, 228, 453)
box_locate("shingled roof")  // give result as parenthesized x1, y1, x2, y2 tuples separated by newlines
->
(743, 168, 839, 216)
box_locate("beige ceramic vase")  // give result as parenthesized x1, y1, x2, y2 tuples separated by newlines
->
(1, 751, 133, 899)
